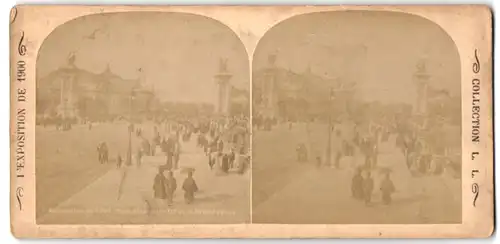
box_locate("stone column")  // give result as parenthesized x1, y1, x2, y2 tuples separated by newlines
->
(261, 68, 278, 119)
(414, 61, 430, 115)
(265, 71, 275, 112)
(214, 58, 232, 116)
(261, 54, 278, 119)
(214, 73, 232, 115)
(58, 74, 76, 119)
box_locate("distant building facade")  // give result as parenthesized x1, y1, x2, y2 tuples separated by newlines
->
(36, 63, 155, 122)
(253, 55, 352, 121)
(229, 86, 250, 116)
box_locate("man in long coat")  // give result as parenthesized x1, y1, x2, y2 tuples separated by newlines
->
(97, 142, 108, 164)
(182, 171, 198, 204)
(351, 168, 364, 200)
(380, 173, 396, 204)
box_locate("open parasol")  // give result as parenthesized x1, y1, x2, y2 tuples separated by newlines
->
(180, 167, 196, 174)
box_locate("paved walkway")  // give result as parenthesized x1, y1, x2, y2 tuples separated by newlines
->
(253, 127, 461, 224)
(39, 135, 250, 224)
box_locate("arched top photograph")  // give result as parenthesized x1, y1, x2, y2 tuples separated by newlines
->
(34, 11, 251, 225)
(252, 10, 463, 225)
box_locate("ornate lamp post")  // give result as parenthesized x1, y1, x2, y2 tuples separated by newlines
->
(126, 89, 136, 166)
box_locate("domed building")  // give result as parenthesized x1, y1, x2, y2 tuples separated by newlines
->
(252, 55, 353, 122)
(36, 60, 155, 123)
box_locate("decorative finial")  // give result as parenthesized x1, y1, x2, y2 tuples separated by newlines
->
(68, 53, 76, 67)
(268, 54, 277, 66)
(219, 58, 228, 73)
(416, 59, 427, 73)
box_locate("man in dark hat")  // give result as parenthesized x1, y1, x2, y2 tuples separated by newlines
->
(182, 170, 198, 204)
(153, 167, 167, 204)
(97, 142, 108, 164)
(351, 168, 364, 200)
(142, 137, 151, 156)
(380, 172, 396, 205)
(165, 135, 176, 170)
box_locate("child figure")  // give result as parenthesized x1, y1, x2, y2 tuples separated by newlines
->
(182, 171, 198, 204)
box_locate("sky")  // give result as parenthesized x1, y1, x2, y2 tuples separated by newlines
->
(253, 11, 461, 105)
(37, 12, 250, 104)
(37, 11, 461, 106)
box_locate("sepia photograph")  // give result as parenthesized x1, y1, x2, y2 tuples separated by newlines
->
(252, 11, 462, 224)
(10, 5, 492, 238)
(34, 12, 251, 224)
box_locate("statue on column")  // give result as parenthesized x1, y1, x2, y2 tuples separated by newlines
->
(219, 58, 228, 73)
(414, 60, 430, 115)
(67, 52, 76, 68)
(214, 58, 232, 115)
(261, 54, 277, 118)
